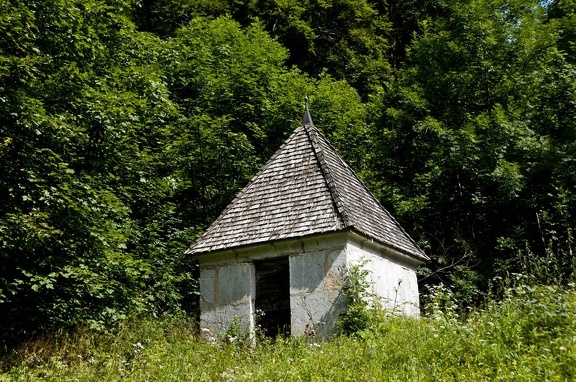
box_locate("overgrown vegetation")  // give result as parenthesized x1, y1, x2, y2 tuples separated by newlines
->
(1, 0, 576, 354)
(338, 261, 374, 335)
(2, 281, 575, 381)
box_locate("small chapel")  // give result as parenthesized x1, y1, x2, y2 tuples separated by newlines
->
(186, 103, 428, 338)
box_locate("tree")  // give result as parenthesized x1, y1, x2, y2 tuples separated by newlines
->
(163, 16, 370, 229)
(132, 0, 393, 98)
(0, 2, 370, 342)
(0, 0, 194, 340)
(547, 0, 576, 62)
(366, 0, 576, 302)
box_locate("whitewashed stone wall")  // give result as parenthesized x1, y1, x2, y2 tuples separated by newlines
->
(198, 262, 255, 338)
(196, 231, 422, 339)
(289, 245, 347, 337)
(346, 235, 421, 317)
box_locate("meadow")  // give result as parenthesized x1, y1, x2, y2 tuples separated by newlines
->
(1, 281, 575, 381)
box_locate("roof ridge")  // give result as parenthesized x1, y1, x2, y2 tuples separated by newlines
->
(305, 126, 427, 260)
(304, 125, 351, 227)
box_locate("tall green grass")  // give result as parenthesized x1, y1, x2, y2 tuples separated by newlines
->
(2, 283, 575, 381)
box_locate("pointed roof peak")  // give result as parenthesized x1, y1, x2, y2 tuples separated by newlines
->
(186, 122, 427, 261)
(302, 96, 314, 126)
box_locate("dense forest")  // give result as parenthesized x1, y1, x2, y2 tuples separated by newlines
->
(1, 0, 575, 344)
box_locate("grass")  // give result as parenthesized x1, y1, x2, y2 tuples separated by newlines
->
(1, 283, 576, 381)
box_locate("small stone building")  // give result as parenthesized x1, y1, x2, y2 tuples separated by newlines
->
(186, 107, 428, 338)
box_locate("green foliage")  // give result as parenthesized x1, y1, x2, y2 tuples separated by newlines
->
(338, 262, 373, 335)
(3, 284, 576, 381)
(252, 0, 393, 97)
(141, 0, 394, 97)
(0, 4, 367, 344)
(3, 0, 576, 349)
(163, 16, 369, 227)
(0, 0, 196, 341)
(365, 0, 576, 302)
(218, 315, 251, 345)
(422, 283, 460, 322)
(548, 0, 576, 61)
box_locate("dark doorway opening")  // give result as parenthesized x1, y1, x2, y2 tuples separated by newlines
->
(255, 257, 291, 337)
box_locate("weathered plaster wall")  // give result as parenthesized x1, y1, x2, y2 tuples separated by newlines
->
(199, 262, 254, 338)
(346, 237, 421, 317)
(196, 231, 423, 339)
(197, 232, 350, 338)
(289, 243, 347, 338)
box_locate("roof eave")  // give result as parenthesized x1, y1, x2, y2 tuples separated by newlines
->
(188, 227, 428, 265)
(347, 227, 429, 264)
(188, 229, 350, 263)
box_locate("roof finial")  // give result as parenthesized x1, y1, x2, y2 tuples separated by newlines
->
(303, 96, 314, 126)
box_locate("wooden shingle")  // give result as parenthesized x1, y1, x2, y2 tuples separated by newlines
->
(186, 123, 427, 261)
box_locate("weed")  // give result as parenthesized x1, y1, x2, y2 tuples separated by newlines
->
(2, 281, 576, 381)
(217, 315, 254, 348)
(423, 283, 459, 322)
(337, 260, 375, 336)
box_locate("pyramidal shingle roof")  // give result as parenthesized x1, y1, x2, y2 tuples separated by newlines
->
(186, 123, 427, 261)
